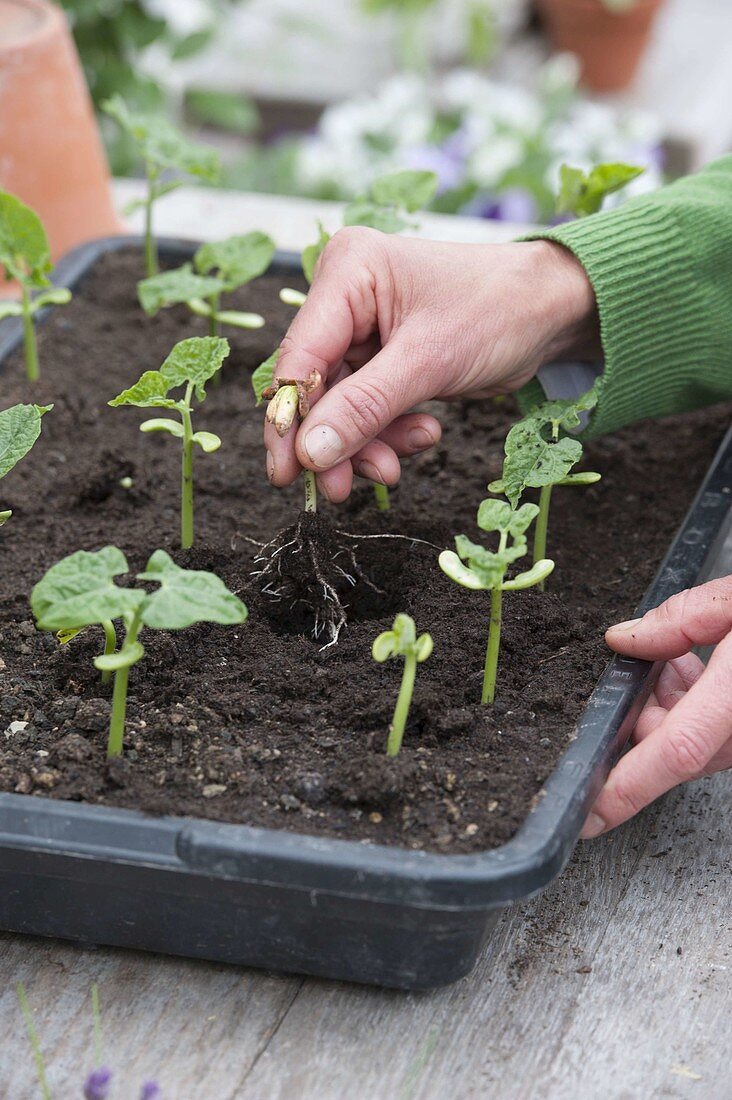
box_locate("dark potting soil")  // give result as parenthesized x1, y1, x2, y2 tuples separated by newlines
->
(0, 248, 728, 854)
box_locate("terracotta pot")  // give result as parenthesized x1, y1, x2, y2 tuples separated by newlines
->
(537, 0, 664, 93)
(0, 0, 122, 262)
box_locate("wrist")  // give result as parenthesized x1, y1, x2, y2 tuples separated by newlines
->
(528, 239, 600, 362)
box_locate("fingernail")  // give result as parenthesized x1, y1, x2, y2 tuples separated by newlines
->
(608, 617, 642, 633)
(357, 460, 383, 484)
(581, 812, 606, 839)
(407, 427, 434, 451)
(303, 424, 344, 469)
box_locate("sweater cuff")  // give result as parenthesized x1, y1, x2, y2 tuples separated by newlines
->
(519, 198, 698, 438)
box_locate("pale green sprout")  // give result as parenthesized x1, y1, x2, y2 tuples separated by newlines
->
(556, 162, 644, 219)
(102, 95, 220, 277)
(489, 386, 601, 577)
(32, 546, 247, 758)
(137, 231, 275, 339)
(109, 336, 229, 549)
(439, 500, 554, 704)
(278, 170, 438, 512)
(252, 353, 321, 512)
(372, 613, 433, 756)
(0, 403, 53, 525)
(0, 192, 71, 382)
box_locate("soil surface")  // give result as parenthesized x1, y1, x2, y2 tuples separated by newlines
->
(0, 247, 727, 853)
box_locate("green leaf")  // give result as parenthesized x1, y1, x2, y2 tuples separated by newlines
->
(101, 95, 220, 182)
(252, 348, 281, 405)
(414, 633, 433, 662)
(0, 509, 11, 526)
(109, 370, 176, 409)
(138, 550, 248, 629)
(502, 558, 555, 591)
(501, 421, 583, 507)
(137, 264, 224, 316)
(0, 301, 22, 321)
(139, 417, 184, 437)
(301, 222, 331, 284)
(185, 88, 259, 135)
(556, 164, 586, 218)
(171, 28, 214, 60)
(0, 403, 52, 480)
(371, 170, 438, 213)
(476, 498, 513, 534)
(507, 502, 540, 537)
(342, 200, 407, 234)
(532, 385, 599, 432)
(372, 631, 397, 662)
(94, 642, 145, 671)
(0, 191, 51, 286)
(556, 161, 644, 218)
(160, 336, 230, 401)
(454, 536, 508, 589)
(56, 627, 84, 645)
(29, 287, 72, 312)
(191, 430, 221, 453)
(438, 549, 486, 591)
(194, 232, 275, 291)
(31, 547, 145, 631)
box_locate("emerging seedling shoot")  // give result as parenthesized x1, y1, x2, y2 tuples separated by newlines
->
(252, 349, 320, 511)
(439, 500, 554, 704)
(278, 170, 438, 513)
(109, 336, 229, 549)
(102, 95, 220, 277)
(0, 403, 52, 526)
(489, 387, 601, 577)
(138, 231, 275, 338)
(372, 613, 433, 756)
(556, 161, 644, 218)
(0, 192, 71, 382)
(31, 547, 247, 758)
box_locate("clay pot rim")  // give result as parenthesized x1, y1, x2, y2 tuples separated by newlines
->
(539, 0, 662, 13)
(0, 0, 64, 55)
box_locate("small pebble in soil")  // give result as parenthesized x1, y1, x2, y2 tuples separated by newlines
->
(369, 812, 383, 824)
(202, 784, 227, 799)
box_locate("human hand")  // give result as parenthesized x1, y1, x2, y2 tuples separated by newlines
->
(265, 229, 598, 502)
(582, 576, 732, 838)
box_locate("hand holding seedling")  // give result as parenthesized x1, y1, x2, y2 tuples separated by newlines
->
(581, 576, 732, 838)
(102, 96, 220, 277)
(110, 336, 229, 548)
(0, 403, 52, 525)
(31, 547, 247, 758)
(439, 500, 554, 703)
(0, 192, 71, 382)
(138, 232, 275, 337)
(263, 233, 598, 504)
(372, 613, 433, 755)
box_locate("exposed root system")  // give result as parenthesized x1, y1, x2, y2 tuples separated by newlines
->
(253, 512, 383, 647)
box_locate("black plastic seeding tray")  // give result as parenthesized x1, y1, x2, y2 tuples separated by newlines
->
(0, 236, 730, 989)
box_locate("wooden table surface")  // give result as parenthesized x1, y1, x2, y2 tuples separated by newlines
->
(1, 188, 729, 1100)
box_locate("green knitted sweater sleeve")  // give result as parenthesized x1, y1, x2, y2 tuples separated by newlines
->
(521, 155, 732, 438)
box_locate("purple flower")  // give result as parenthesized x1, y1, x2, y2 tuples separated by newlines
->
(140, 1083, 162, 1100)
(402, 143, 464, 194)
(491, 188, 539, 224)
(84, 1067, 112, 1100)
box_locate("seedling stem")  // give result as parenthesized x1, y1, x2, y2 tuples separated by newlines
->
(144, 164, 158, 277)
(181, 382, 195, 549)
(108, 609, 144, 758)
(483, 587, 502, 705)
(101, 619, 116, 684)
(388, 648, 417, 756)
(374, 482, 390, 512)
(20, 284, 39, 383)
(304, 469, 317, 513)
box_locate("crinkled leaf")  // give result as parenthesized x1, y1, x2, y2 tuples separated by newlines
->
(371, 170, 438, 213)
(302, 222, 331, 284)
(502, 421, 583, 506)
(138, 550, 248, 629)
(109, 371, 176, 409)
(160, 336, 230, 401)
(0, 192, 51, 286)
(252, 348, 281, 405)
(476, 498, 513, 534)
(343, 200, 407, 234)
(454, 536, 508, 589)
(137, 265, 224, 316)
(102, 95, 220, 181)
(31, 547, 145, 631)
(195, 232, 275, 291)
(507, 502, 540, 537)
(0, 403, 52, 480)
(531, 384, 599, 432)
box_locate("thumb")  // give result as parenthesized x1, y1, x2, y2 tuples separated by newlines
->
(606, 576, 732, 659)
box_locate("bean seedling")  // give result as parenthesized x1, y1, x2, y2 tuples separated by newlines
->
(138, 231, 275, 338)
(31, 546, 247, 758)
(278, 169, 438, 512)
(109, 336, 229, 549)
(0, 192, 71, 382)
(439, 499, 554, 703)
(488, 387, 601, 576)
(556, 161, 644, 218)
(0, 403, 52, 526)
(102, 95, 220, 277)
(372, 613, 433, 756)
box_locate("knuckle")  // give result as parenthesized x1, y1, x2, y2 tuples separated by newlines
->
(339, 379, 391, 443)
(661, 726, 711, 780)
(325, 225, 380, 261)
(607, 774, 647, 820)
